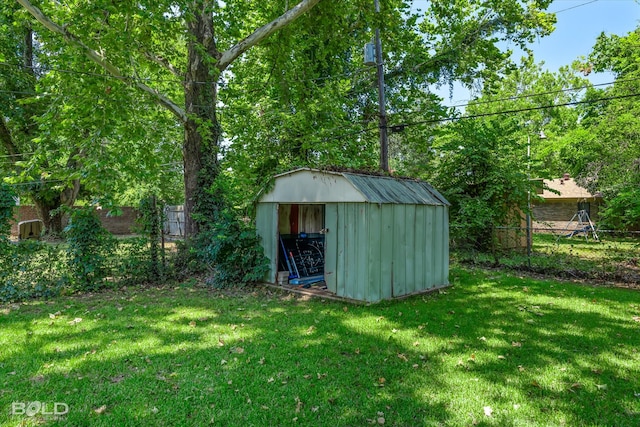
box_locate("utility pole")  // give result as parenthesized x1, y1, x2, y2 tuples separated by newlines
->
(374, 0, 389, 172)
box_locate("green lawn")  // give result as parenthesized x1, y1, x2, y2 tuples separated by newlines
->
(1, 268, 639, 426)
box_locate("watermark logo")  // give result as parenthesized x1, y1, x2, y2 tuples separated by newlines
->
(11, 401, 69, 419)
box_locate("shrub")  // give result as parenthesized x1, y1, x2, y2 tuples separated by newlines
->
(0, 183, 16, 239)
(64, 207, 115, 291)
(0, 240, 68, 303)
(192, 209, 269, 288)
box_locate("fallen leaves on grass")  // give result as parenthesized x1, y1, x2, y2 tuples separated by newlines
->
(110, 374, 126, 383)
(367, 411, 386, 425)
(93, 405, 107, 414)
(29, 374, 45, 383)
(68, 317, 83, 325)
(632, 316, 640, 322)
(483, 406, 493, 417)
(512, 341, 522, 347)
(397, 353, 408, 362)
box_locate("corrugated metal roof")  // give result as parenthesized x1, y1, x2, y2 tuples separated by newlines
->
(260, 168, 449, 205)
(343, 173, 450, 205)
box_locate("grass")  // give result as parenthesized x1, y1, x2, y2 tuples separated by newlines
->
(1, 268, 639, 426)
(456, 234, 640, 285)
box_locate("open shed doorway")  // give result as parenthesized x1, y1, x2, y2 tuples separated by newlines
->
(277, 204, 326, 286)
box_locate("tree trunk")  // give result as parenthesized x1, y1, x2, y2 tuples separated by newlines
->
(183, 0, 222, 237)
(31, 179, 80, 236)
(33, 196, 64, 235)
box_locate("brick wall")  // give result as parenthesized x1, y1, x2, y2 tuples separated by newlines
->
(9, 206, 139, 238)
(533, 200, 600, 222)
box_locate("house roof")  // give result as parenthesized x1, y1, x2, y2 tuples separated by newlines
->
(541, 174, 602, 200)
(259, 168, 450, 205)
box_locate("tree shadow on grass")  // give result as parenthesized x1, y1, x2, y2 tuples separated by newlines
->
(0, 273, 639, 426)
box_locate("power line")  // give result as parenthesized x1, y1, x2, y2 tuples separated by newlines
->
(552, 0, 599, 14)
(431, 76, 640, 111)
(3, 73, 639, 116)
(398, 91, 640, 129)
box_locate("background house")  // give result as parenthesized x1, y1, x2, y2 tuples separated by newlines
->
(532, 173, 602, 233)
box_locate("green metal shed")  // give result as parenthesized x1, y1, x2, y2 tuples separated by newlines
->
(256, 168, 450, 302)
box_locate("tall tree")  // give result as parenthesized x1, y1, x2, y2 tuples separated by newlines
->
(0, 4, 80, 233)
(221, 0, 557, 204)
(13, 0, 557, 235)
(571, 26, 640, 229)
(1, 3, 183, 233)
(16, 0, 321, 237)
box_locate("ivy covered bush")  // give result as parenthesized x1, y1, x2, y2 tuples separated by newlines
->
(191, 208, 269, 288)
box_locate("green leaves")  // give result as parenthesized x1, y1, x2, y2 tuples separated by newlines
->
(64, 207, 115, 290)
(0, 182, 16, 238)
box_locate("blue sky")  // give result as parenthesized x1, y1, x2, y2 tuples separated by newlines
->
(420, 0, 640, 104)
(521, 0, 640, 80)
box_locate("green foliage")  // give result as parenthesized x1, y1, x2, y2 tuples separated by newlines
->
(137, 195, 165, 282)
(0, 240, 68, 303)
(562, 26, 640, 229)
(64, 208, 115, 291)
(599, 187, 640, 231)
(111, 236, 166, 286)
(0, 235, 181, 303)
(192, 209, 269, 288)
(0, 183, 16, 238)
(428, 118, 528, 252)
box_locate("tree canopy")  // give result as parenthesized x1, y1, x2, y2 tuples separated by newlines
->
(5, 1, 639, 236)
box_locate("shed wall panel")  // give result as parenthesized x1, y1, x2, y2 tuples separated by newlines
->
(425, 208, 435, 288)
(354, 204, 369, 301)
(443, 207, 450, 286)
(404, 204, 416, 295)
(380, 205, 394, 300)
(433, 206, 447, 286)
(341, 203, 364, 300)
(256, 203, 278, 283)
(336, 203, 347, 298)
(324, 204, 338, 293)
(392, 204, 407, 297)
(414, 206, 428, 293)
(367, 204, 383, 302)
